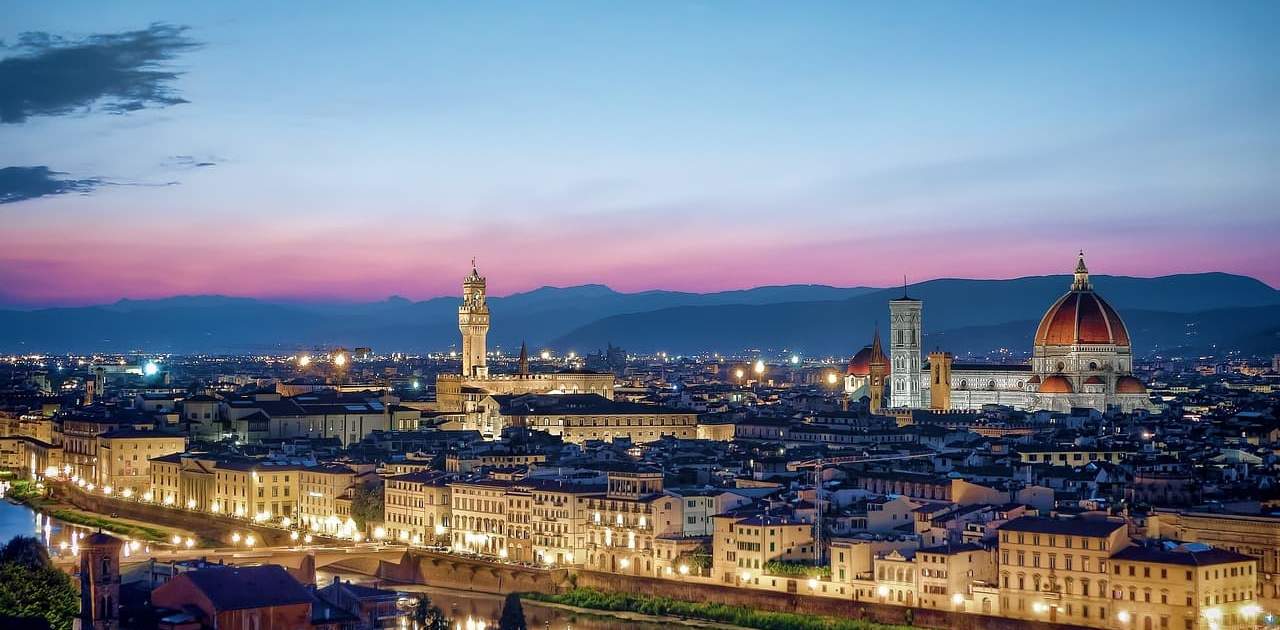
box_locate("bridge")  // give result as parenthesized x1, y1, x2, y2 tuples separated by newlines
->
(54, 542, 571, 594)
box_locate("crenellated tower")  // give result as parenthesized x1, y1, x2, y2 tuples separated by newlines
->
(459, 260, 490, 378)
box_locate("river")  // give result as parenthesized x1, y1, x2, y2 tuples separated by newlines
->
(1, 500, 670, 629)
(0, 497, 148, 561)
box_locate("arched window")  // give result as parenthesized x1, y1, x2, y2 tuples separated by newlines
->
(101, 557, 110, 575)
(1089, 361, 1098, 370)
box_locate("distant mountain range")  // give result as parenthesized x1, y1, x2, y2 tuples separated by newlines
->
(1, 274, 1277, 357)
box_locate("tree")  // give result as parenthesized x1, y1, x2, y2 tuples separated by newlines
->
(499, 593, 527, 630)
(0, 540, 78, 630)
(0, 536, 51, 569)
(350, 483, 384, 531)
(408, 593, 450, 630)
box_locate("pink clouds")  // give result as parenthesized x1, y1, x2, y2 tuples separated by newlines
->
(2, 208, 1276, 308)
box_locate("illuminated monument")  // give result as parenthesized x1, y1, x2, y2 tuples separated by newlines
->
(435, 262, 614, 413)
(886, 253, 1157, 414)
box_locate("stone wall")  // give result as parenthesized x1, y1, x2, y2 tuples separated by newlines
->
(575, 571, 1091, 630)
(53, 484, 322, 547)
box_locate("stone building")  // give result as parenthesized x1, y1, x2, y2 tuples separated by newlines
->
(886, 253, 1159, 414)
(435, 264, 614, 414)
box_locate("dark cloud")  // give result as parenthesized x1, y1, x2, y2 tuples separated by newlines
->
(0, 23, 200, 124)
(0, 166, 102, 204)
(165, 155, 219, 169)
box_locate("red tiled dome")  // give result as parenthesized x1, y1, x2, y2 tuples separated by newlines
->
(1034, 254, 1130, 347)
(846, 331, 889, 376)
(1115, 376, 1147, 394)
(1040, 375, 1074, 394)
(846, 346, 875, 376)
(1084, 375, 1104, 385)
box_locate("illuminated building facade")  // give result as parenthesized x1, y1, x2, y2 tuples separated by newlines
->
(435, 264, 614, 414)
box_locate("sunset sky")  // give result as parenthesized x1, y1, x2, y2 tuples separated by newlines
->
(3, 1, 1278, 307)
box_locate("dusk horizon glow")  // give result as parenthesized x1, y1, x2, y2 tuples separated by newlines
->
(4, 1, 1278, 308)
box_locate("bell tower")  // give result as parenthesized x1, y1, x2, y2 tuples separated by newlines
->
(867, 328, 888, 414)
(80, 531, 123, 630)
(889, 289, 923, 409)
(459, 260, 490, 378)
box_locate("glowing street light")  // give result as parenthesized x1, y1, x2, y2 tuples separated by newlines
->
(143, 361, 159, 376)
(244, 534, 256, 547)
(290, 531, 299, 542)
(184, 537, 195, 549)
(298, 355, 312, 367)
(171, 535, 182, 545)
(791, 355, 800, 364)
(304, 534, 313, 544)
(1117, 611, 1132, 624)
(332, 352, 347, 367)
(951, 593, 965, 606)
(186, 499, 197, 509)
(231, 532, 241, 544)
(678, 564, 689, 576)
(808, 578, 819, 590)
(753, 359, 765, 376)
(734, 368, 745, 379)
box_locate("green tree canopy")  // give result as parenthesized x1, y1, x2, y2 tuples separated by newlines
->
(499, 593, 527, 630)
(0, 538, 78, 630)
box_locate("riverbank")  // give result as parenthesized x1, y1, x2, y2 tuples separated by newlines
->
(525, 588, 912, 630)
(4, 480, 191, 544)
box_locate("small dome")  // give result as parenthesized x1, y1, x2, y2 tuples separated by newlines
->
(1040, 375, 1074, 394)
(1084, 375, 1104, 385)
(846, 346, 875, 376)
(846, 331, 889, 377)
(1116, 376, 1147, 394)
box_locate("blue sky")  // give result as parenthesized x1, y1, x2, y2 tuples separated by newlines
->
(2, 1, 1278, 306)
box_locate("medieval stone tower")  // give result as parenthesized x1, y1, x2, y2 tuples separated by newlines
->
(889, 293, 923, 409)
(928, 351, 953, 410)
(80, 531, 123, 630)
(459, 261, 490, 378)
(867, 329, 888, 414)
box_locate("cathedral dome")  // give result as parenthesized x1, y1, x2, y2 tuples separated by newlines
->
(1040, 375, 1074, 394)
(1084, 375, 1104, 385)
(846, 346, 876, 376)
(846, 330, 889, 377)
(1115, 376, 1147, 394)
(1034, 253, 1130, 347)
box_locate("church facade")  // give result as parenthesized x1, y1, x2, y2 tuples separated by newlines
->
(868, 253, 1156, 414)
(435, 264, 614, 415)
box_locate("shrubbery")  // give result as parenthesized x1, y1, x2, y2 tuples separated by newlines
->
(526, 588, 908, 630)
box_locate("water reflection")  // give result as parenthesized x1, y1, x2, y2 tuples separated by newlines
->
(0, 500, 151, 562)
(319, 569, 674, 630)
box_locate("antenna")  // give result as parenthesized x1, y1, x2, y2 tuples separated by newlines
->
(903, 274, 909, 298)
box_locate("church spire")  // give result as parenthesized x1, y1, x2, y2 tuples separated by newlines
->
(869, 325, 886, 366)
(1071, 250, 1092, 291)
(518, 341, 529, 375)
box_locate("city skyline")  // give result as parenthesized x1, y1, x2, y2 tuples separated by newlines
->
(3, 1, 1279, 307)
